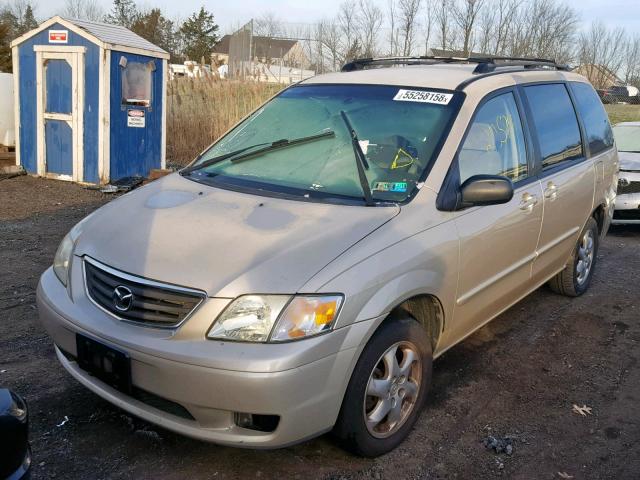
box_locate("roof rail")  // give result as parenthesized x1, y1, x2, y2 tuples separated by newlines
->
(341, 56, 471, 72)
(341, 55, 571, 74)
(469, 56, 571, 73)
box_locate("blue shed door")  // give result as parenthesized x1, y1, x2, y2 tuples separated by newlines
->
(36, 50, 85, 181)
(45, 59, 73, 176)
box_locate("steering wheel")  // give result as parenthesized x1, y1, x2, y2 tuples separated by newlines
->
(366, 135, 419, 171)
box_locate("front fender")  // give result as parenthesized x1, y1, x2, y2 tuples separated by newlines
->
(304, 220, 460, 332)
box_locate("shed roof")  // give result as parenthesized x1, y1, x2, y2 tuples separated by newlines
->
(63, 17, 168, 55)
(11, 16, 169, 59)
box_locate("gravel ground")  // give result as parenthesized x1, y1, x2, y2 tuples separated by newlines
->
(1, 175, 639, 480)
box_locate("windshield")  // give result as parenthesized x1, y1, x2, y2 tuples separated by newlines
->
(184, 84, 461, 204)
(614, 125, 640, 152)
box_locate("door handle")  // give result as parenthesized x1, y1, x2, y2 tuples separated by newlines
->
(519, 193, 539, 212)
(544, 182, 558, 201)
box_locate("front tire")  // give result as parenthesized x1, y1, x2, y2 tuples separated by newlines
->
(333, 315, 432, 457)
(548, 217, 599, 297)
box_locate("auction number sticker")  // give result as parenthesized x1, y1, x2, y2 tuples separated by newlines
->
(393, 89, 453, 105)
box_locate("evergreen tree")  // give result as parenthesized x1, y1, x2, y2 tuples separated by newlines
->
(0, 1, 39, 71)
(179, 7, 219, 62)
(0, 18, 12, 72)
(104, 0, 138, 28)
(131, 8, 178, 60)
(19, 4, 37, 33)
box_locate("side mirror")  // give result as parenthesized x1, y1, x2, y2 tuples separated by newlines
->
(459, 175, 514, 209)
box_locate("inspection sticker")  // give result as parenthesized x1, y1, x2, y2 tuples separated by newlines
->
(393, 89, 453, 105)
(373, 182, 408, 193)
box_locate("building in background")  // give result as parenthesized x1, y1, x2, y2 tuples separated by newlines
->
(574, 64, 624, 90)
(213, 34, 308, 68)
(212, 23, 314, 84)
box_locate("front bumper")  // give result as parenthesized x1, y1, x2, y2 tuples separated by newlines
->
(614, 171, 640, 224)
(37, 266, 378, 448)
(613, 195, 640, 224)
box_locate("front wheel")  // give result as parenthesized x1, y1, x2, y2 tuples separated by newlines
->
(333, 315, 432, 457)
(548, 217, 599, 297)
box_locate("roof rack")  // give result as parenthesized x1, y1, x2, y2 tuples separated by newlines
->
(341, 55, 571, 74)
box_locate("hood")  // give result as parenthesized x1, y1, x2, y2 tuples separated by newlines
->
(619, 151, 640, 171)
(74, 174, 400, 297)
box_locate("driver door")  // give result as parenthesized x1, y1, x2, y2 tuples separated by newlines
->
(451, 90, 544, 337)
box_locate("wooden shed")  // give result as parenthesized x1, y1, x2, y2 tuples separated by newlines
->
(11, 16, 170, 184)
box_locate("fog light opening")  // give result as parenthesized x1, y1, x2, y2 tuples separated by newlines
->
(234, 412, 280, 432)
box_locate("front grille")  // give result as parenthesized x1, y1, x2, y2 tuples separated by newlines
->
(618, 181, 640, 195)
(84, 258, 205, 328)
(132, 387, 195, 421)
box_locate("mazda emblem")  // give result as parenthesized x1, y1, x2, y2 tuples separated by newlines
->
(113, 286, 134, 312)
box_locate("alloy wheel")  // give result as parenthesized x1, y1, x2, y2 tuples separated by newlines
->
(576, 229, 595, 285)
(363, 341, 422, 438)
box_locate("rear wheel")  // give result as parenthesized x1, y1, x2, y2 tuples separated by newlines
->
(548, 217, 599, 297)
(333, 315, 432, 457)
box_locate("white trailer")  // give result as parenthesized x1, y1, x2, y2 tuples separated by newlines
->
(0, 72, 15, 148)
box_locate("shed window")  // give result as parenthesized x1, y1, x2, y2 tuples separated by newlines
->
(121, 60, 154, 107)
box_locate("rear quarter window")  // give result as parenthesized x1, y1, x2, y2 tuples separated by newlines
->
(570, 82, 614, 156)
(524, 84, 583, 169)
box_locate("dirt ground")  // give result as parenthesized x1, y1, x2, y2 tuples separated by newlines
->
(1, 175, 639, 480)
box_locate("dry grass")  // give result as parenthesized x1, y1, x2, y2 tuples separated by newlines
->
(166, 78, 283, 166)
(605, 104, 640, 125)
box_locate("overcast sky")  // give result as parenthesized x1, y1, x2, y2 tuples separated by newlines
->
(34, 0, 640, 34)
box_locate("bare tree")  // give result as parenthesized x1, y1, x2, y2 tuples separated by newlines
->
(63, 0, 104, 21)
(398, 0, 421, 56)
(254, 11, 283, 37)
(623, 34, 640, 88)
(387, 0, 399, 55)
(578, 21, 627, 89)
(314, 17, 343, 71)
(510, 0, 578, 63)
(434, 0, 454, 51)
(358, 0, 383, 57)
(422, 0, 435, 55)
(492, 0, 521, 55)
(475, 3, 494, 54)
(452, 0, 484, 56)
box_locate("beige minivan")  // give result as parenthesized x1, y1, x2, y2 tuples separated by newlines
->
(37, 57, 618, 457)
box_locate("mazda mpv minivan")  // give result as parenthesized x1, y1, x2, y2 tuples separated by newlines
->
(37, 56, 618, 457)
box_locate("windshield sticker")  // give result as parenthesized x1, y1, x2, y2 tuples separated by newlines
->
(373, 182, 408, 193)
(393, 89, 453, 105)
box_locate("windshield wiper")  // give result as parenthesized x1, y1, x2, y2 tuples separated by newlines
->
(180, 142, 270, 176)
(340, 110, 374, 206)
(180, 131, 335, 175)
(230, 130, 335, 165)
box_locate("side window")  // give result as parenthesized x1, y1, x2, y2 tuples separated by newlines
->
(458, 92, 528, 184)
(570, 82, 614, 156)
(121, 58, 154, 107)
(524, 84, 583, 169)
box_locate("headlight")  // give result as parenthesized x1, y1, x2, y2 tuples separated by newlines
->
(52, 219, 86, 287)
(53, 233, 74, 287)
(207, 295, 290, 342)
(207, 294, 343, 343)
